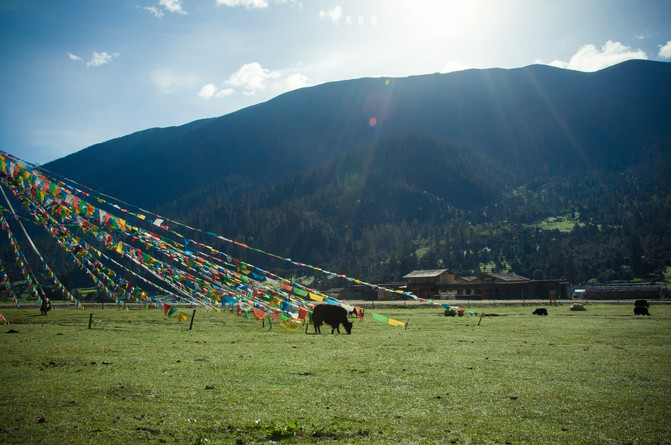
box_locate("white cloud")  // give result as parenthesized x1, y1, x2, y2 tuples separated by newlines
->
(67, 51, 82, 61)
(216, 0, 269, 8)
(659, 41, 671, 59)
(285, 72, 310, 90)
(198, 63, 309, 100)
(216, 87, 235, 97)
(276, 0, 302, 8)
(225, 62, 282, 95)
(198, 83, 218, 99)
(197, 83, 235, 99)
(159, 0, 186, 14)
(440, 60, 471, 73)
(319, 5, 342, 26)
(143, 0, 186, 17)
(143, 6, 164, 17)
(87, 51, 118, 67)
(547, 40, 647, 72)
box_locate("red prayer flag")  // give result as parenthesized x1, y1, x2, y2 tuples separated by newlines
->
(253, 307, 266, 320)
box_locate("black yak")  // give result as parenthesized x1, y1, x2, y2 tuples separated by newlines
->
(40, 298, 52, 316)
(533, 308, 548, 316)
(634, 299, 650, 316)
(310, 304, 353, 334)
(634, 306, 650, 316)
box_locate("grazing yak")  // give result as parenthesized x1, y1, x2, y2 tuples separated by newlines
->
(310, 304, 353, 334)
(634, 299, 650, 316)
(533, 308, 548, 316)
(40, 297, 52, 316)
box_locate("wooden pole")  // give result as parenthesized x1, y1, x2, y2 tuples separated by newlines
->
(189, 309, 196, 330)
(88, 312, 93, 329)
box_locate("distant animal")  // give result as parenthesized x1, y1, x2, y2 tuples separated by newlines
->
(570, 303, 586, 311)
(634, 299, 649, 308)
(349, 307, 364, 319)
(310, 304, 353, 334)
(533, 308, 548, 316)
(634, 306, 650, 316)
(40, 298, 52, 316)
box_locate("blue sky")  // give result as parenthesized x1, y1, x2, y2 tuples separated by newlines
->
(1, 0, 670, 165)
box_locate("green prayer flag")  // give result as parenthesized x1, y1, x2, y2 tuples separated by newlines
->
(371, 312, 388, 323)
(167, 307, 177, 317)
(293, 288, 308, 297)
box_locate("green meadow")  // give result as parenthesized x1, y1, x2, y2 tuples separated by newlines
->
(1, 303, 669, 444)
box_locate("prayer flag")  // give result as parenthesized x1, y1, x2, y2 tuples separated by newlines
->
(371, 312, 388, 323)
(253, 307, 266, 321)
(387, 318, 406, 328)
(167, 307, 177, 317)
(280, 320, 300, 331)
(177, 311, 187, 323)
(308, 292, 324, 302)
(164, 303, 172, 315)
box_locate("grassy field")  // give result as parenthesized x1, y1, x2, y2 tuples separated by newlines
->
(0, 303, 669, 444)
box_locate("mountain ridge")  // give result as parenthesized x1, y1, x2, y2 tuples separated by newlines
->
(45, 60, 671, 207)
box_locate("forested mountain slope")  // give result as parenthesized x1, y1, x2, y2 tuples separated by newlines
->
(40, 60, 671, 285)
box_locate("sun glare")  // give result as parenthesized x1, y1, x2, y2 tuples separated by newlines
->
(399, 1, 484, 39)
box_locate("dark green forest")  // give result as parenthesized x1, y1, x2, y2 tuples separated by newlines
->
(3, 135, 670, 296)
(151, 134, 671, 288)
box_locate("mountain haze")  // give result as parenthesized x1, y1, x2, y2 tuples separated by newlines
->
(44, 60, 671, 286)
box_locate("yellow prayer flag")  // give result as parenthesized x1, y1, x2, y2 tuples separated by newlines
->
(177, 311, 188, 323)
(387, 318, 406, 328)
(280, 321, 301, 331)
(137, 214, 146, 220)
(115, 242, 123, 254)
(309, 292, 324, 302)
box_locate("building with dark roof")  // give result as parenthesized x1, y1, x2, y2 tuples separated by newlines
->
(401, 269, 570, 301)
(573, 284, 666, 300)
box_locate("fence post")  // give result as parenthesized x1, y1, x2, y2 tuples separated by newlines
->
(88, 312, 93, 329)
(189, 309, 196, 330)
